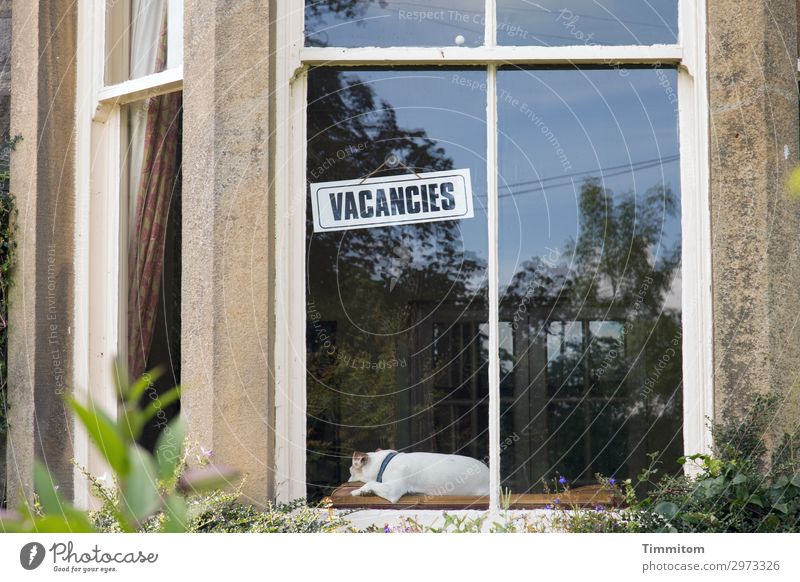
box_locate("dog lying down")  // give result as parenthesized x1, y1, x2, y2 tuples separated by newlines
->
(348, 450, 490, 503)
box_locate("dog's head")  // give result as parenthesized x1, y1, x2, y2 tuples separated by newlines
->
(348, 451, 371, 482)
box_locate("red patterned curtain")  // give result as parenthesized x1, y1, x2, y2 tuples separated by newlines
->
(127, 4, 182, 379)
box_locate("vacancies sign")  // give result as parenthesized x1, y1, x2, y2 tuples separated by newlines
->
(310, 169, 474, 233)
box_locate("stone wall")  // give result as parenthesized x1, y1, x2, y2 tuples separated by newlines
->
(181, 0, 275, 507)
(708, 0, 800, 447)
(6, 0, 77, 507)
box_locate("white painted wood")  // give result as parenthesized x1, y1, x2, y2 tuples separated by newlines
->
(486, 63, 501, 512)
(96, 66, 183, 110)
(300, 44, 683, 66)
(73, 0, 186, 506)
(167, 0, 184, 71)
(485, 0, 496, 48)
(274, 0, 308, 503)
(678, 0, 714, 464)
(73, 0, 96, 510)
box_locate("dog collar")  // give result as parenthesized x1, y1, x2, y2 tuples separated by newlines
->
(376, 451, 399, 483)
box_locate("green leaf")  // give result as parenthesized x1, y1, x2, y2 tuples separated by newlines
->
(127, 367, 164, 404)
(774, 502, 789, 514)
(32, 462, 96, 531)
(34, 461, 64, 514)
(747, 495, 764, 508)
(155, 416, 186, 481)
(791, 475, 800, 488)
(137, 385, 182, 432)
(161, 493, 187, 533)
(122, 444, 161, 522)
(653, 501, 679, 520)
(30, 515, 96, 533)
(66, 395, 129, 476)
(731, 473, 748, 485)
(774, 475, 790, 488)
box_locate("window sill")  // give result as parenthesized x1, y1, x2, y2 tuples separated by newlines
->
(324, 483, 621, 510)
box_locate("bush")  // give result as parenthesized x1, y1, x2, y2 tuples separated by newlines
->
(0, 136, 21, 438)
(89, 484, 350, 533)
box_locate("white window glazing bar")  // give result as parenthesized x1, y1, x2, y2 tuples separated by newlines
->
(485, 0, 501, 511)
(299, 45, 682, 66)
(677, 0, 713, 465)
(96, 66, 183, 107)
(275, 0, 308, 503)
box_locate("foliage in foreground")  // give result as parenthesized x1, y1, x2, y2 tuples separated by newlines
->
(90, 488, 348, 534)
(0, 364, 224, 532)
(0, 361, 347, 533)
(1, 135, 22, 438)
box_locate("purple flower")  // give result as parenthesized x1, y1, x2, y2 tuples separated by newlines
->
(545, 504, 553, 510)
(554, 498, 560, 504)
(558, 476, 567, 485)
(609, 477, 616, 486)
(594, 504, 605, 512)
(384, 525, 391, 533)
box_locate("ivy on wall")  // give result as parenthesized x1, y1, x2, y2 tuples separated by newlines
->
(0, 135, 21, 437)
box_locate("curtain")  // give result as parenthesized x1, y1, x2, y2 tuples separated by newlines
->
(127, 2, 182, 379)
(129, 0, 166, 228)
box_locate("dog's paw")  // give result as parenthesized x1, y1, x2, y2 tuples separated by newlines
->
(351, 487, 368, 497)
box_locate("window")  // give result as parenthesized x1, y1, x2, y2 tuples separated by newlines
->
(277, 0, 712, 510)
(75, 0, 184, 504)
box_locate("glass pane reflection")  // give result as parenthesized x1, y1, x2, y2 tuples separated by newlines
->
(305, 68, 488, 501)
(498, 67, 683, 493)
(305, 0, 485, 47)
(496, 1, 678, 46)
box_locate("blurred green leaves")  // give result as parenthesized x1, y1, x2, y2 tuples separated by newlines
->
(0, 358, 239, 533)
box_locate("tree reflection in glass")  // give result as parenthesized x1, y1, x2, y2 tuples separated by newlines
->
(306, 68, 489, 501)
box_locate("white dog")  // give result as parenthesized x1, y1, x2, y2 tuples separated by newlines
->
(348, 449, 489, 503)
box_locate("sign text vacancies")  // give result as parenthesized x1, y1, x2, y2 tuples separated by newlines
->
(310, 169, 474, 232)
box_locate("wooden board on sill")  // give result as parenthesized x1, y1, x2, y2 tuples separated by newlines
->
(324, 482, 621, 510)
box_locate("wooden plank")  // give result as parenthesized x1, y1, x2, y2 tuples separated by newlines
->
(326, 483, 621, 510)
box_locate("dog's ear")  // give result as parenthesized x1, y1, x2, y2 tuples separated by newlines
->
(352, 451, 368, 467)
(375, 448, 383, 452)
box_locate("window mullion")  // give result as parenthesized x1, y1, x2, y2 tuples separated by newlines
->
(486, 62, 500, 511)
(485, 0, 497, 47)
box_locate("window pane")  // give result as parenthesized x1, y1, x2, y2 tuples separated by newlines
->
(496, 1, 678, 46)
(106, 0, 181, 84)
(306, 68, 488, 501)
(305, 1, 485, 47)
(122, 94, 183, 451)
(497, 67, 682, 493)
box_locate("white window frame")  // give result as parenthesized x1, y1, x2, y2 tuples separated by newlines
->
(275, 0, 712, 509)
(73, 0, 184, 509)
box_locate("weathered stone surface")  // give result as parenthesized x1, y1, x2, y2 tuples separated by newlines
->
(708, 0, 800, 446)
(6, 0, 76, 506)
(182, 0, 274, 506)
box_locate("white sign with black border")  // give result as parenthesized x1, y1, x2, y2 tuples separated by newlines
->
(310, 168, 474, 233)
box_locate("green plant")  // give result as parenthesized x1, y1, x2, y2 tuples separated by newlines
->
(88, 483, 351, 533)
(0, 135, 22, 438)
(629, 392, 800, 533)
(0, 362, 237, 532)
